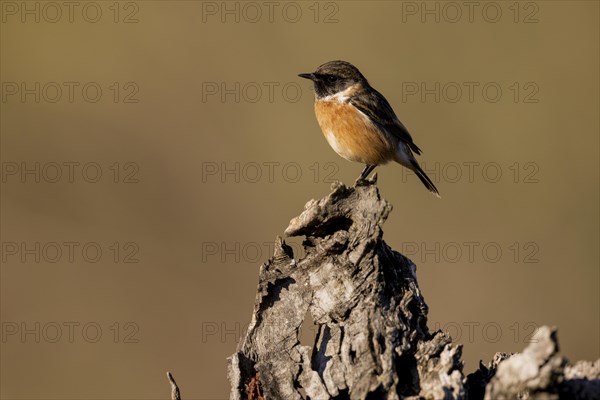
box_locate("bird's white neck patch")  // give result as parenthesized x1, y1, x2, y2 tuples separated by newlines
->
(320, 84, 360, 103)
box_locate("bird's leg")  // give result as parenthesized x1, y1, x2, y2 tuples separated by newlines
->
(358, 164, 376, 181)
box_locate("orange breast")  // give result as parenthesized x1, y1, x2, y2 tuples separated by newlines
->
(314, 101, 394, 165)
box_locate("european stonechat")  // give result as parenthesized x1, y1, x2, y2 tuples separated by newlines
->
(299, 60, 440, 197)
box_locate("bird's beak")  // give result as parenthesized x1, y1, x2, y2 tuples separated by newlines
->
(298, 73, 316, 80)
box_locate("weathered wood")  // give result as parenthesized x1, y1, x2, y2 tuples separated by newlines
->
(467, 327, 599, 400)
(220, 179, 598, 399)
(227, 179, 462, 399)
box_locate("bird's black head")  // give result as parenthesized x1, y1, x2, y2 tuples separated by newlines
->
(299, 60, 367, 99)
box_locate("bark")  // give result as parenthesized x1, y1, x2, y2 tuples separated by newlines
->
(218, 179, 598, 400)
(466, 326, 599, 400)
(226, 179, 461, 399)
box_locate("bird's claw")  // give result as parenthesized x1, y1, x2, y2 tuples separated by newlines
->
(355, 172, 377, 186)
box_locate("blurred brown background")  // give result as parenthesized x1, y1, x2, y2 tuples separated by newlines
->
(1, 1, 598, 399)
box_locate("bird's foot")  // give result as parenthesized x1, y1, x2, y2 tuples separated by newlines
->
(355, 172, 377, 187)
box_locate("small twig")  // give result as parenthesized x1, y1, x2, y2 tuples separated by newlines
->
(167, 371, 181, 400)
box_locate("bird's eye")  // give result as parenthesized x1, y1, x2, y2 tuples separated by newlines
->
(327, 75, 338, 82)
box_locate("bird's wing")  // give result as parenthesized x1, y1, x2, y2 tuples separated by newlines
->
(350, 87, 422, 155)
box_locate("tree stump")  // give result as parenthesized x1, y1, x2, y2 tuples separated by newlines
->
(227, 179, 462, 399)
(220, 179, 599, 400)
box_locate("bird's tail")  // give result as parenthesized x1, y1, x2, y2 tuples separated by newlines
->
(410, 160, 441, 198)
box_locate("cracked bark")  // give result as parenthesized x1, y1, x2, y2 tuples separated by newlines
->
(223, 180, 599, 400)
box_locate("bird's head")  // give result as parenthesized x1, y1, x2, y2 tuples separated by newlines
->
(299, 60, 367, 99)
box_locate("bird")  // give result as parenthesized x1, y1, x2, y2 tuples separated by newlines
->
(299, 60, 440, 197)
